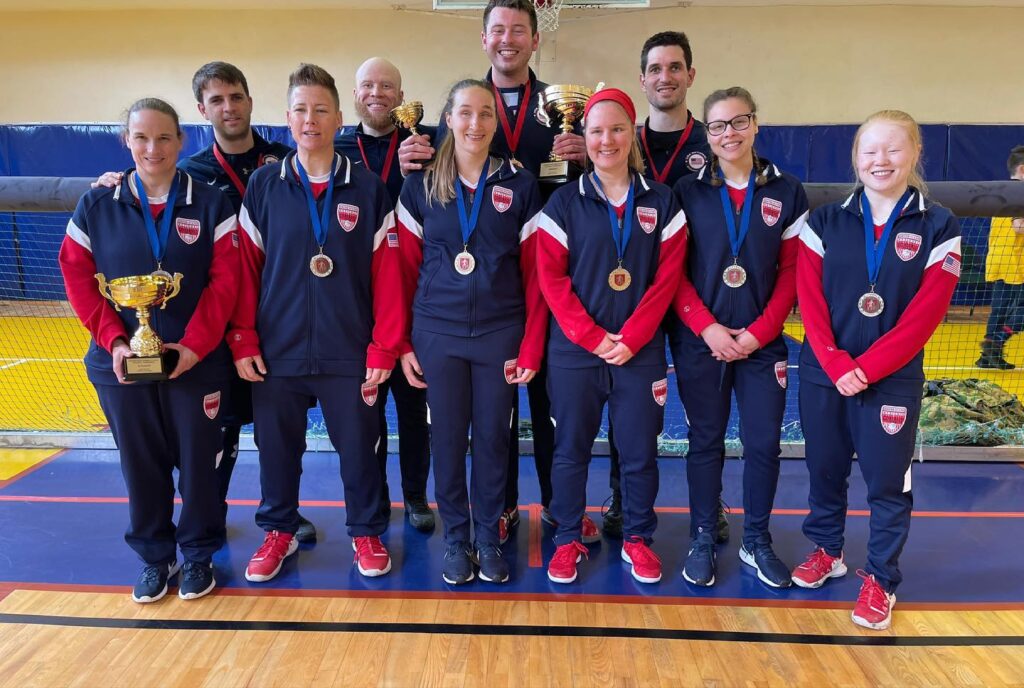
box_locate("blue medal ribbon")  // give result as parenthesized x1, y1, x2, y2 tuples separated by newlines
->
(295, 154, 337, 248)
(133, 170, 180, 266)
(860, 188, 913, 287)
(592, 173, 636, 265)
(718, 169, 757, 261)
(454, 158, 490, 248)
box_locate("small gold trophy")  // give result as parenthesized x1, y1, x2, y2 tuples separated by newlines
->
(390, 101, 425, 136)
(96, 272, 183, 381)
(535, 82, 604, 186)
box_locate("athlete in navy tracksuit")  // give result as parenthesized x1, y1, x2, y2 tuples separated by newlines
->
(538, 89, 686, 585)
(793, 111, 961, 631)
(670, 159, 808, 587)
(336, 120, 437, 529)
(59, 103, 239, 604)
(394, 80, 547, 584)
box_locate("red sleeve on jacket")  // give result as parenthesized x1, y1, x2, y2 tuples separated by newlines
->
(856, 241, 962, 383)
(796, 226, 858, 384)
(672, 266, 717, 337)
(517, 213, 549, 371)
(394, 197, 425, 356)
(746, 233, 799, 346)
(619, 208, 687, 354)
(180, 216, 240, 360)
(367, 209, 404, 370)
(58, 232, 128, 353)
(536, 213, 607, 354)
(227, 204, 266, 361)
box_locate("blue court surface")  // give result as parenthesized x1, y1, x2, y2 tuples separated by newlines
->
(1, 447, 1022, 608)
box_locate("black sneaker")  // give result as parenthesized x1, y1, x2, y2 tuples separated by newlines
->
(739, 541, 792, 588)
(179, 560, 217, 600)
(295, 514, 317, 544)
(682, 531, 716, 587)
(602, 492, 623, 539)
(475, 544, 510, 583)
(404, 494, 435, 532)
(132, 560, 179, 604)
(442, 541, 475, 585)
(716, 499, 730, 545)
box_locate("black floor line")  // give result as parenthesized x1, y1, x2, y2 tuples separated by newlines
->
(1, 613, 1021, 647)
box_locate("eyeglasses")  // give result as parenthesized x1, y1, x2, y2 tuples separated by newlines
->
(706, 113, 755, 137)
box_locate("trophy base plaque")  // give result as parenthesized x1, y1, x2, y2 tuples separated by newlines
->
(123, 349, 179, 382)
(539, 160, 583, 189)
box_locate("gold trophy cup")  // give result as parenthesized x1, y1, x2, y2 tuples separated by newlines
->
(390, 101, 425, 136)
(96, 272, 183, 381)
(535, 82, 604, 186)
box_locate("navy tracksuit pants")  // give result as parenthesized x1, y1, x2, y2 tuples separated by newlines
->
(505, 364, 554, 509)
(413, 324, 522, 547)
(252, 374, 386, 537)
(548, 363, 666, 546)
(375, 362, 431, 507)
(984, 280, 1024, 343)
(216, 375, 253, 512)
(673, 335, 788, 547)
(799, 380, 920, 592)
(95, 379, 227, 566)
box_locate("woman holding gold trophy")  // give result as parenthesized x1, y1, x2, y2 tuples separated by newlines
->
(59, 98, 240, 603)
(394, 79, 547, 585)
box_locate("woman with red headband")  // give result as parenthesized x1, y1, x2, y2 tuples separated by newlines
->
(537, 88, 686, 585)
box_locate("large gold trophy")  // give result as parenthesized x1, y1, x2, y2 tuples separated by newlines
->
(535, 82, 604, 186)
(96, 272, 183, 381)
(390, 101, 425, 136)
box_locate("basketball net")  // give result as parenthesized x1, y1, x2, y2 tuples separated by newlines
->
(534, 0, 566, 32)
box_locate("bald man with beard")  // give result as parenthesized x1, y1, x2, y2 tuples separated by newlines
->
(334, 57, 436, 532)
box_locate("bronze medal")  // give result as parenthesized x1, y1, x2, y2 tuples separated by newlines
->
(858, 291, 885, 317)
(723, 263, 747, 288)
(454, 251, 476, 275)
(310, 252, 334, 277)
(608, 267, 632, 291)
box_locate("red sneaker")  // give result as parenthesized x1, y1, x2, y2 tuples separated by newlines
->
(581, 514, 602, 544)
(851, 570, 895, 630)
(547, 541, 589, 584)
(352, 536, 392, 577)
(245, 530, 298, 582)
(620, 536, 662, 583)
(499, 507, 519, 545)
(791, 547, 847, 589)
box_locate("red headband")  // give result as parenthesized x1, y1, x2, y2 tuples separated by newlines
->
(584, 88, 637, 125)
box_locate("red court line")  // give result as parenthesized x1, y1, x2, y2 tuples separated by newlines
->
(528, 503, 543, 568)
(2, 581, 1024, 613)
(0, 449, 69, 490)
(1, 495, 1022, 519)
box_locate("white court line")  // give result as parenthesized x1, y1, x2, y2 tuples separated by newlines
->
(0, 359, 28, 371)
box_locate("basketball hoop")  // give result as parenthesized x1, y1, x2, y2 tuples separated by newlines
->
(534, 0, 566, 32)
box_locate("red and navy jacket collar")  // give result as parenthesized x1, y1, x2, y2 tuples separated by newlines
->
(839, 186, 928, 219)
(276, 151, 352, 188)
(576, 170, 654, 202)
(113, 168, 194, 208)
(693, 157, 785, 187)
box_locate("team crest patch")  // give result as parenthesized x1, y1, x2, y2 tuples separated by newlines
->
(504, 358, 518, 384)
(361, 382, 378, 406)
(686, 151, 707, 171)
(176, 218, 201, 245)
(203, 391, 221, 420)
(337, 203, 359, 232)
(761, 198, 782, 227)
(880, 405, 908, 435)
(774, 361, 788, 389)
(894, 232, 922, 261)
(652, 378, 668, 406)
(637, 207, 658, 234)
(492, 186, 514, 213)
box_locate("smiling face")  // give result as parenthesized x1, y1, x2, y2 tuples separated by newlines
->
(481, 7, 539, 83)
(640, 45, 694, 113)
(353, 59, 403, 132)
(125, 108, 183, 180)
(197, 78, 253, 144)
(855, 119, 920, 196)
(444, 85, 497, 158)
(705, 97, 758, 168)
(585, 100, 634, 176)
(287, 85, 342, 154)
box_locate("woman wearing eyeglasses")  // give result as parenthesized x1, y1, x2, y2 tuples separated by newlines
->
(669, 87, 809, 589)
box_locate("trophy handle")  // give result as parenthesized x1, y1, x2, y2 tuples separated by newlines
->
(536, 95, 552, 127)
(159, 273, 184, 310)
(95, 273, 120, 312)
